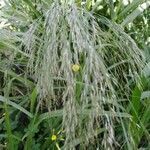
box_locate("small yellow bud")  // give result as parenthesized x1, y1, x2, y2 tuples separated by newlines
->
(51, 135, 57, 141)
(72, 64, 80, 72)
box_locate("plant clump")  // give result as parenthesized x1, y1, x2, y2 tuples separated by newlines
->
(17, 1, 144, 149)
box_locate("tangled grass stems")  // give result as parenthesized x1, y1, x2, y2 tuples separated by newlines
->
(20, 1, 144, 149)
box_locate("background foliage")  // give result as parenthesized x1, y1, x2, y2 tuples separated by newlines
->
(0, 0, 150, 149)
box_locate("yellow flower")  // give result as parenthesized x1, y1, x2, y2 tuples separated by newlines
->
(51, 134, 57, 141)
(72, 64, 80, 72)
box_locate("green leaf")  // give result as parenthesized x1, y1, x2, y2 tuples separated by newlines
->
(86, 0, 92, 10)
(0, 95, 33, 118)
(121, 1, 150, 26)
(108, 0, 115, 20)
(118, 0, 145, 19)
(131, 85, 141, 121)
(75, 0, 82, 7)
(30, 87, 38, 113)
(38, 109, 63, 124)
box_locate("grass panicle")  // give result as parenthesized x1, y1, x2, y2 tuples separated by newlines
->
(0, 0, 148, 149)
(21, 1, 145, 148)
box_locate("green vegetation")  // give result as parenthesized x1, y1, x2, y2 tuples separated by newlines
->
(0, 0, 149, 149)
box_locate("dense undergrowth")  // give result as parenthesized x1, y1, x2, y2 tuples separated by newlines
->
(0, 0, 150, 150)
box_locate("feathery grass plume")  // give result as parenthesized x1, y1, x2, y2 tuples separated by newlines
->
(22, 1, 144, 149)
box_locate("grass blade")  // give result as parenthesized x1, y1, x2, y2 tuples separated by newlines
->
(118, 0, 145, 19)
(0, 95, 33, 118)
(121, 1, 150, 26)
